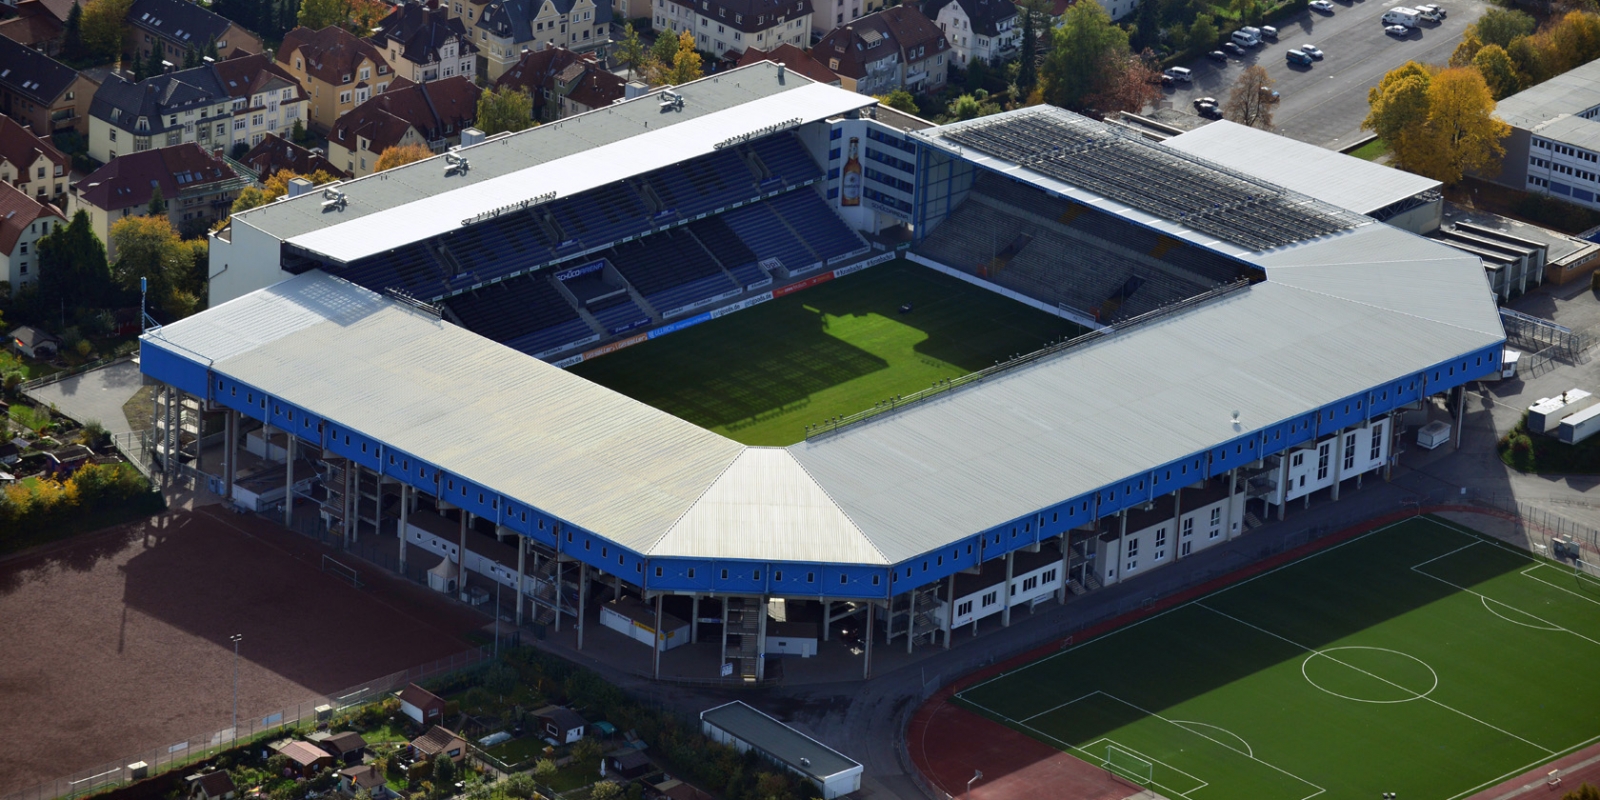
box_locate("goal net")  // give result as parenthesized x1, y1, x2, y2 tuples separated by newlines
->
(322, 555, 362, 589)
(1104, 744, 1154, 785)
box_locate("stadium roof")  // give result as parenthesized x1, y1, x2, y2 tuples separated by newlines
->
(1161, 121, 1441, 217)
(914, 106, 1369, 254)
(230, 62, 873, 263)
(149, 222, 1501, 565)
(1494, 59, 1600, 133)
(701, 702, 861, 783)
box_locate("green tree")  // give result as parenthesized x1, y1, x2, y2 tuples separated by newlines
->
(79, 0, 131, 64)
(109, 215, 202, 319)
(651, 29, 679, 69)
(475, 86, 534, 135)
(947, 93, 985, 121)
(590, 781, 623, 800)
(617, 21, 650, 80)
(1560, 783, 1600, 800)
(571, 736, 603, 767)
(875, 89, 919, 113)
(297, 0, 349, 33)
(1134, 0, 1161, 51)
(431, 755, 456, 791)
(1188, 12, 1217, 52)
(1017, 0, 1044, 93)
(1507, 34, 1553, 88)
(1473, 7, 1536, 48)
(143, 47, 165, 81)
(146, 185, 166, 217)
(35, 210, 113, 312)
(504, 774, 539, 798)
(532, 758, 557, 778)
(1040, 1, 1131, 109)
(964, 56, 989, 94)
(661, 29, 703, 85)
(1450, 29, 1482, 68)
(62, 1, 85, 62)
(1473, 44, 1521, 100)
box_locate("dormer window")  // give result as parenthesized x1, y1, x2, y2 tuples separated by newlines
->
(342, 73, 352, 83)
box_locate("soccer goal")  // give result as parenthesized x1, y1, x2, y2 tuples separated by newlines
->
(1104, 743, 1154, 785)
(322, 555, 362, 589)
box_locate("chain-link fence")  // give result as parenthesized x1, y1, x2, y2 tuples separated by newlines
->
(1, 647, 490, 800)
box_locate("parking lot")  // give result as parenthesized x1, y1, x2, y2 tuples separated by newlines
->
(1161, 0, 1493, 147)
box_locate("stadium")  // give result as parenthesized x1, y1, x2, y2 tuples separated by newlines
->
(141, 60, 1505, 687)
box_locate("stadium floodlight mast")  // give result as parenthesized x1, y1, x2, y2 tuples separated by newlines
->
(230, 633, 243, 745)
(966, 769, 983, 800)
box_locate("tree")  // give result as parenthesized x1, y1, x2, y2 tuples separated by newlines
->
(659, 29, 703, 86)
(147, 185, 166, 217)
(1363, 60, 1434, 149)
(946, 93, 985, 121)
(35, 210, 113, 312)
(1188, 12, 1218, 53)
(476, 86, 534, 136)
(348, 0, 389, 34)
(373, 143, 433, 172)
(617, 21, 650, 80)
(291, 118, 308, 144)
(1449, 30, 1483, 68)
(571, 736, 603, 766)
(109, 215, 202, 319)
(875, 89, 919, 114)
(431, 755, 456, 791)
(1016, 0, 1042, 93)
(297, 0, 348, 32)
(1548, 10, 1600, 73)
(590, 782, 623, 800)
(532, 759, 557, 778)
(1040, 1, 1130, 109)
(142, 47, 165, 81)
(80, 0, 132, 63)
(1507, 34, 1553, 88)
(1473, 7, 1537, 49)
(1559, 783, 1600, 800)
(1419, 67, 1509, 185)
(62, 1, 85, 63)
(1080, 49, 1161, 114)
(1134, 0, 1161, 51)
(1223, 64, 1278, 128)
(1473, 44, 1521, 100)
(650, 29, 679, 68)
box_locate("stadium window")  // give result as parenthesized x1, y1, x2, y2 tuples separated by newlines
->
(584, 540, 590, 551)
(722, 569, 730, 580)
(636, 564, 642, 573)
(774, 571, 782, 582)
(362, 443, 368, 454)
(601, 546, 608, 557)
(618, 555, 624, 566)
(807, 571, 815, 582)
(840, 574, 848, 585)
(872, 575, 880, 586)
(566, 531, 572, 542)
(923, 561, 928, 571)
(966, 544, 973, 554)
(231, 386, 237, 397)
(520, 512, 526, 522)
(905, 567, 912, 577)
(688, 568, 696, 578)
(345, 436, 351, 445)
(937, 556, 943, 566)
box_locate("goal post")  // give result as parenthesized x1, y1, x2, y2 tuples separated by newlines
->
(322, 555, 362, 589)
(1103, 743, 1154, 785)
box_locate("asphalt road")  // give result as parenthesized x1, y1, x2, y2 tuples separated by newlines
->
(1160, 0, 1493, 148)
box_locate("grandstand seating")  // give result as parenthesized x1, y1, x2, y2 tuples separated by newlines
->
(560, 268, 624, 304)
(650, 273, 740, 316)
(722, 201, 817, 274)
(589, 294, 651, 334)
(605, 234, 736, 314)
(439, 213, 556, 287)
(506, 318, 595, 357)
(728, 263, 770, 288)
(548, 183, 650, 247)
(445, 274, 581, 344)
(336, 242, 447, 297)
(767, 190, 868, 262)
(749, 134, 823, 186)
(688, 217, 758, 272)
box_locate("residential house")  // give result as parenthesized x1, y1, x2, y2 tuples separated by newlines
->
(452, 0, 612, 81)
(70, 143, 243, 254)
(241, 133, 348, 180)
(734, 44, 840, 85)
(276, 26, 393, 133)
(87, 68, 231, 163)
(213, 52, 311, 151)
(654, 0, 811, 58)
(532, 705, 587, 745)
(0, 114, 70, 202)
(0, 0, 70, 56)
(551, 58, 624, 118)
(396, 683, 447, 726)
(274, 740, 334, 779)
(0, 36, 99, 135)
(186, 770, 237, 800)
(0, 181, 65, 290)
(369, 1, 478, 84)
(493, 45, 588, 121)
(812, 5, 949, 95)
(921, 0, 1016, 67)
(317, 731, 368, 765)
(124, 0, 263, 67)
(325, 76, 480, 176)
(337, 765, 387, 797)
(409, 725, 468, 763)
(8, 325, 58, 358)
(809, 0, 881, 36)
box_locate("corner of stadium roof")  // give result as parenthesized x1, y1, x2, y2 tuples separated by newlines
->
(228, 61, 874, 265)
(909, 105, 1372, 258)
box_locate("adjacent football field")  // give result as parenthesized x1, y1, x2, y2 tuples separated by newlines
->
(956, 517, 1600, 800)
(570, 260, 1080, 445)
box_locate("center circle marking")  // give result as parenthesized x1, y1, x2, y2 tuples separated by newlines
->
(1300, 646, 1439, 704)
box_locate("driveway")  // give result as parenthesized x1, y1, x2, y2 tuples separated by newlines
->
(1160, 0, 1493, 148)
(24, 358, 146, 436)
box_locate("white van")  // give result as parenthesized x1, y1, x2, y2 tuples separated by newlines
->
(1164, 66, 1193, 83)
(1232, 30, 1259, 48)
(1383, 7, 1421, 27)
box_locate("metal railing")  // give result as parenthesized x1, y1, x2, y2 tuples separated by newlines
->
(19, 355, 134, 392)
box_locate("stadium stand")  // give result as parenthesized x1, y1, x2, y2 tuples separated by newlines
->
(337, 242, 449, 298)
(589, 294, 651, 334)
(437, 214, 556, 286)
(748, 133, 823, 186)
(605, 234, 738, 315)
(443, 274, 582, 345)
(721, 200, 819, 274)
(767, 189, 868, 263)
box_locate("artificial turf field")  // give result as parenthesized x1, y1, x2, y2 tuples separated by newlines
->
(569, 259, 1080, 445)
(955, 517, 1600, 800)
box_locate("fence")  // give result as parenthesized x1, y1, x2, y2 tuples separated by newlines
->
(19, 356, 134, 393)
(110, 430, 154, 479)
(0, 647, 491, 800)
(1500, 308, 1589, 364)
(1468, 492, 1600, 553)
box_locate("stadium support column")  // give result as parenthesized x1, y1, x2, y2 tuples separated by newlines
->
(223, 410, 235, 500)
(515, 534, 525, 628)
(756, 597, 769, 681)
(822, 600, 830, 641)
(1226, 467, 1241, 541)
(720, 598, 730, 678)
(577, 562, 588, 650)
(457, 511, 468, 599)
(1331, 431, 1345, 502)
(1002, 551, 1015, 627)
(691, 596, 700, 644)
(283, 435, 296, 528)
(943, 574, 954, 649)
(863, 605, 875, 680)
(1110, 511, 1128, 586)
(653, 594, 663, 680)
(1454, 387, 1465, 450)
(1276, 453, 1289, 521)
(398, 485, 410, 575)
(1171, 487, 1185, 562)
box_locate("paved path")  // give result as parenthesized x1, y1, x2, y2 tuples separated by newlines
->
(24, 359, 144, 436)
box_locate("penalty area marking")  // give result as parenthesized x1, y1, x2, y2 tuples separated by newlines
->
(1170, 720, 1253, 758)
(1480, 595, 1564, 631)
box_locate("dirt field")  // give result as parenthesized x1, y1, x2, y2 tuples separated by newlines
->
(0, 506, 485, 791)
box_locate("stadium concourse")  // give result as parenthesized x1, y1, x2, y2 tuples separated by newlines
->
(140, 62, 1507, 683)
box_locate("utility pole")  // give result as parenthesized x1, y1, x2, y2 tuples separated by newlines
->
(230, 633, 243, 745)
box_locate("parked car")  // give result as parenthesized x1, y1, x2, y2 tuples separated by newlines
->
(1261, 25, 1278, 39)
(1417, 4, 1444, 20)
(1260, 86, 1281, 101)
(1208, 49, 1230, 62)
(1310, 0, 1334, 11)
(1160, 73, 1176, 87)
(1193, 96, 1218, 110)
(1165, 66, 1194, 83)
(1197, 103, 1224, 120)
(1385, 23, 1411, 36)
(1300, 43, 1324, 59)
(1286, 48, 1314, 65)
(1224, 41, 1247, 56)
(1421, 3, 1446, 17)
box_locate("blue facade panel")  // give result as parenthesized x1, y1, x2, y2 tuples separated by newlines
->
(140, 342, 210, 397)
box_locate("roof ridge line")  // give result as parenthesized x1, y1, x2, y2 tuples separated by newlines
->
(783, 447, 888, 565)
(1270, 273, 1504, 338)
(644, 445, 748, 556)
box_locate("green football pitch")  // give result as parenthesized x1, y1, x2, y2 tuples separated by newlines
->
(956, 517, 1600, 800)
(568, 260, 1081, 446)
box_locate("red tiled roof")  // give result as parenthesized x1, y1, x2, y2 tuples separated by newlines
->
(812, 5, 948, 80)
(193, 770, 235, 798)
(242, 133, 348, 179)
(277, 25, 388, 88)
(396, 683, 444, 709)
(76, 143, 238, 213)
(28, 0, 77, 23)
(563, 65, 623, 111)
(0, 182, 64, 254)
(0, 114, 69, 177)
(735, 45, 839, 86)
(328, 75, 480, 155)
(495, 47, 589, 116)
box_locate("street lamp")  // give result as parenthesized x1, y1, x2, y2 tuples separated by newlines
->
(967, 769, 983, 800)
(230, 633, 243, 745)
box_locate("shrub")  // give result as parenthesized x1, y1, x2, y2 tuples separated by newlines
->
(590, 781, 623, 800)
(503, 774, 538, 799)
(533, 758, 556, 778)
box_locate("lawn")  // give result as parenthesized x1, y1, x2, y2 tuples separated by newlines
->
(484, 735, 549, 767)
(569, 260, 1081, 445)
(0, 350, 58, 381)
(956, 517, 1600, 800)
(1500, 416, 1600, 474)
(1348, 138, 1390, 162)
